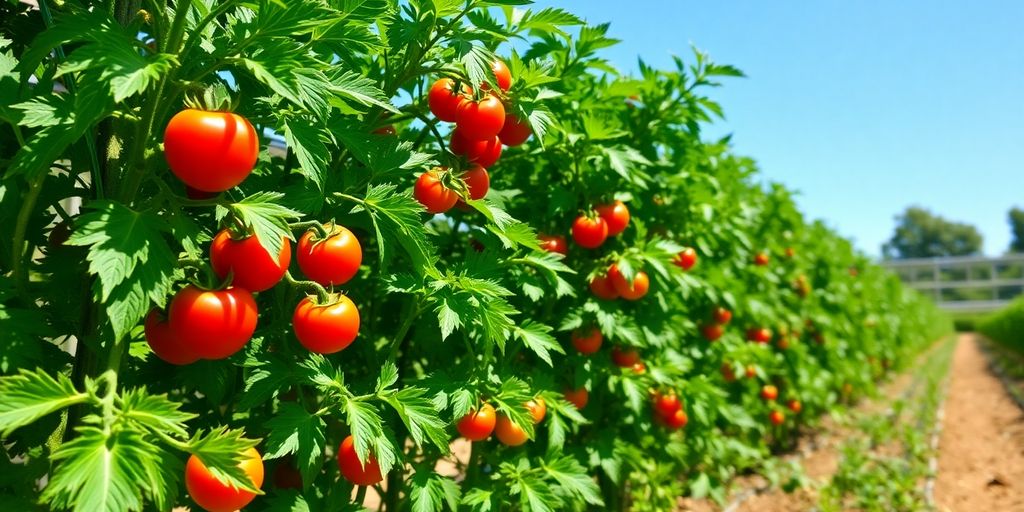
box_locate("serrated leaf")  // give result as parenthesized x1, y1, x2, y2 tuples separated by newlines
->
(513, 320, 564, 366)
(283, 118, 331, 191)
(410, 469, 461, 512)
(542, 455, 604, 506)
(263, 403, 327, 486)
(225, 192, 302, 258)
(0, 369, 86, 437)
(118, 388, 196, 439)
(383, 387, 449, 452)
(187, 427, 262, 494)
(345, 184, 438, 275)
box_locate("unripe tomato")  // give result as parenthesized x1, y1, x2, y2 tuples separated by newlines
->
(185, 447, 264, 512)
(170, 285, 258, 360)
(571, 328, 602, 355)
(450, 132, 502, 168)
(526, 398, 546, 424)
(611, 346, 641, 368)
(663, 408, 688, 430)
(761, 385, 778, 401)
(653, 392, 681, 417)
(787, 399, 802, 414)
(785, 247, 795, 258)
(297, 224, 362, 287)
(571, 215, 608, 249)
(292, 295, 360, 354)
(563, 387, 589, 409)
(498, 114, 531, 146)
(607, 264, 650, 301)
(461, 165, 490, 200)
(414, 170, 459, 214)
(745, 365, 757, 379)
(701, 323, 724, 341)
(753, 252, 770, 266)
(428, 78, 469, 122)
(210, 230, 291, 292)
(456, 402, 497, 441)
(673, 247, 698, 271)
(144, 310, 199, 365)
(164, 109, 259, 193)
(489, 58, 512, 91)
(589, 274, 619, 300)
(494, 414, 529, 446)
(337, 435, 384, 486)
(538, 234, 567, 255)
(455, 95, 505, 141)
(712, 307, 732, 325)
(595, 201, 630, 236)
(769, 410, 785, 426)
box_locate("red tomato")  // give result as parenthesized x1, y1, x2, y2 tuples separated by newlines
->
(595, 201, 630, 236)
(456, 402, 496, 441)
(563, 387, 589, 409)
(787, 399, 802, 414)
(296, 224, 362, 287)
(538, 234, 567, 255)
(489, 58, 512, 91)
(450, 132, 502, 168)
(663, 409, 688, 430)
(164, 109, 259, 193)
(721, 363, 737, 382)
(292, 295, 360, 354)
(498, 114, 531, 146)
(170, 285, 258, 360)
(210, 230, 291, 292)
(653, 392, 681, 417)
(701, 323, 724, 342)
(571, 328, 602, 355)
(769, 410, 785, 426)
(761, 385, 778, 401)
(611, 346, 641, 368)
(607, 264, 650, 300)
(631, 362, 647, 374)
(428, 78, 469, 122)
(776, 336, 790, 350)
(746, 327, 772, 344)
(461, 164, 490, 200)
(745, 365, 757, 379)
(712, 307, 732, 325)
(673, 247, 698, 271)
(571, 215, 608, 249)
(337, 435, 384, 486)
(185, 447, 264, 512)
(526, 398, 546, 424)
(455, 95, 505, 141)
(753, 252, 770, 266)
(494, 414, 529, 446)
(588, 273, 619, 300)
(144, 310, 199, 365)
(414, 170, 459, 214)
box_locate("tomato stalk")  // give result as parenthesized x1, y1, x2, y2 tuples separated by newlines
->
(283, 271, 331, 303)
(10, 173, 46, 297)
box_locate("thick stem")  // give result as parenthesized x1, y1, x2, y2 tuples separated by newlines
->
(11, 173, 46, 296)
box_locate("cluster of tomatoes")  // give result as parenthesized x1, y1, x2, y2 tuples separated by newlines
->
(455, 397, 547, 447)
(651, 391, 688, 430)
(699, 306, 733, 342)
(414, 59, 532, 214)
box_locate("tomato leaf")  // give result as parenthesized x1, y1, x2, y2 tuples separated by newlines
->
(409, 468, 461, 512)
(282, 118, 332, 191)
(347, 184, 439, 276)
(263, 403, 327, 486)
(383, 387, 450, 452)
(541, 455, 604, 506)
(0, 369, 86, 437)
(224, 192, 302, 259)
(118, 387, 196, 439)
(512, 320, 564, 366)
(186, 427, 262, 494)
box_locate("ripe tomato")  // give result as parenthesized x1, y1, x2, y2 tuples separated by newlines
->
(144, 310, 199, 365)
(701, 323, 724, 341)
(761, 385, 778, 401)
(595, 201, 630, 236)
(455, 95, 505, 140)
(456, 402, 496, 441)
(776, 336, 790, 350)
(721, 363, 737, 382)
(589, 274, 619, 300)
(461, 164, 490, 200)
(494, 414, 529, 446)
(746, 327, 772, 344)
(185, 447, 264, 512)
(563, 387, 589, 409)
(170, 285, 258, 360)
(769, 410, 785, 426)
(526, 398, 546, 424)
(663, 409, 688, 430)
(631, 362, 647, 374)
(498, 114, 531, 146)
(489, 58, 512, 91)
(787, 399, 802, 414)
(712, 307, 732, 325)
(210, 229, 291, 292)
(164, 109, 259, 193)
(297, 224, 362, 287)
(673, 247, 698, 271)
(753, 252, 770, 266)
(414, 170, 459, 214)
(428, 78, 469, 122)
(571, 328, 602, 355)
(607, 264, 650, 300)
(745, 365, 757, 379)
(571, 215, 608, 249)
(338, 435, 384, 486)
(538, 234, 567, 255)
(450, 132, 502, 168)
(653, 392, 681, 417)
(292, 295, 360, 354)
(611, 346, 641, 368)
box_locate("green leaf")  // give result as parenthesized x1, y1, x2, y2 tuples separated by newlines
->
(187, 427, 262, 494)
(383, 387, 449, 452)
(0, 369, 86, 437)
(409, 469, 461, 512)
(513, 320, 564, 366)
(118, 388, 196, 439)
(375, 362, 399, 393)
(542, 455, 604, 506)
(263, 403, 327, 486)
(347, 184, 438, 276)
(328, 70, 398, 113)
(224, 192, 302, 259)
(282, 118, 332, 191)
(344, 399, 399, 475)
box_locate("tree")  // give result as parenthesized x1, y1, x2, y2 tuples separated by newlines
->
(882, 207, 983, 259)
(1008, 207, 1024, 253)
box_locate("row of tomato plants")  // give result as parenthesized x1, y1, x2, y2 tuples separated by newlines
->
(0, 1, 948, 511)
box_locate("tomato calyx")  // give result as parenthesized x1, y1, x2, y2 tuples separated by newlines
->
(182, 83, 239, 113)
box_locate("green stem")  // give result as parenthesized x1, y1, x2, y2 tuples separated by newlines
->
(284, 271, 331, 302)
(11, 173, 46, 297)
(354, 485, 368, 506)
(387, 298, 421, 363)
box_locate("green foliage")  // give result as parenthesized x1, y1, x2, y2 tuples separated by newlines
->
(979, 295, 1024, 353)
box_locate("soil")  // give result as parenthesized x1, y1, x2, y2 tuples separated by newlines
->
(933, 334, 1024, 512)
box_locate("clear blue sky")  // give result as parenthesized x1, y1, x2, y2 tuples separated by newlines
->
(530, 1, 1024, 256)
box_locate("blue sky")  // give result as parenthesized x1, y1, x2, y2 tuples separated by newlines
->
(529, 1, 1024, 256)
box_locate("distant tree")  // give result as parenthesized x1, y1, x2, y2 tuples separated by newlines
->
(1009, 207, 1024, 253)
(882, 206, 983, 259)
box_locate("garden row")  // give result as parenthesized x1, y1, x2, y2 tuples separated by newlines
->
(0, 1, 947, 511)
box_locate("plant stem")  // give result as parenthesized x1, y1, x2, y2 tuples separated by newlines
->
(11, 173, 46, 297)
(284, 271, 331, 302)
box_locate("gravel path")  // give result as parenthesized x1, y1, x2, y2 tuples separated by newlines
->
(934, 334, 1024, 512)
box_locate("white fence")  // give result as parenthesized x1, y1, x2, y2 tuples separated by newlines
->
(881, 255, 1024, 312)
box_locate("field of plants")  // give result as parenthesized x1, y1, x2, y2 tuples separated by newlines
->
(0, 1, 950, 511)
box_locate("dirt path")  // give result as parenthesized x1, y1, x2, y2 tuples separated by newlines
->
(934, 334, 1024, 511)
